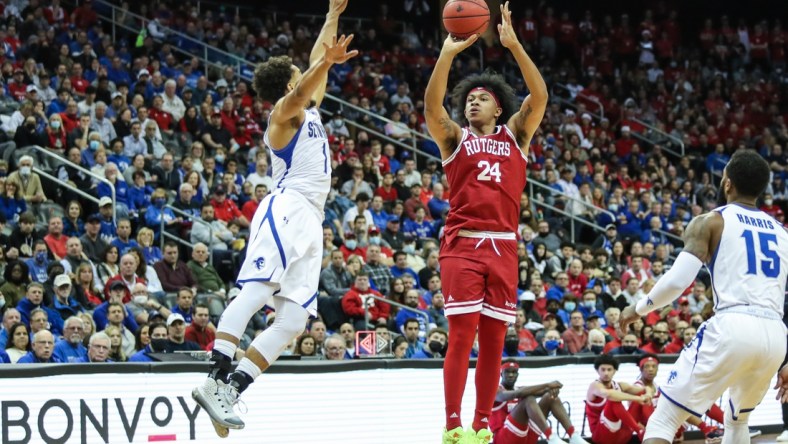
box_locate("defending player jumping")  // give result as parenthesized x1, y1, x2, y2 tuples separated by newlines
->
(620, 150, 788, 444)
(424, 2, 548, 443)
(191, 0, 358, 435)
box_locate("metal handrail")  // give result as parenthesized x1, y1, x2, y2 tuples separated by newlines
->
(363, 294, 430, 329)
(97, 0, 438, 151)
(316, 108, 441, 165)
(529, 178, 616, 222)
(160, 204, 214, 265)
(631, 116, 685, 157)
(552, 83, 604, 118)
(28, 145, 117, 225)
(528, 194, 609, 242)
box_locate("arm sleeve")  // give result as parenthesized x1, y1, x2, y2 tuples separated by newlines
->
(635, 251, 703, 316)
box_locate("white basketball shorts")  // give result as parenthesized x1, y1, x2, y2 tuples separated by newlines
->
(236, 188, 323, 317)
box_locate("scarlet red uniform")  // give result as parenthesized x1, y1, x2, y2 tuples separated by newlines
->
(585, 380, 636, 444)
(441, 125, 527, 323)
(490, 386, 539, 444)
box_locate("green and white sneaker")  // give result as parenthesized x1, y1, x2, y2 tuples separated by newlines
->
(442, 427, 465, 444)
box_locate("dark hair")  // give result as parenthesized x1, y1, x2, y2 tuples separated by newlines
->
(194, 303, 210, 312)
(394, 251, 407, 261)
(725, 149, 771, 198)
(594, 354, 620, 370)
(253, 55, 294, 103)
(6, 322, 29, 351)
(5, 260, 29, 284)
(149, 322, 167, 336)
(134, 324, 149, 351)
(101, 244, 119, 263)
(451, 70, 518, 125)
(403, 318, 420, 329)
(296, 333, 317, 356)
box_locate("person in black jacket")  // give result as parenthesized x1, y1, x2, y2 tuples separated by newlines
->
(13, 115, 47, 148)
(151, 152, 181, 192)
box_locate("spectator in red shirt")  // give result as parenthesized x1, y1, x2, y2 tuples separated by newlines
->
(59, 100, 80, 134)
(43, 216, 68, 261)
(341, 272, 389, 331)
(8, 68, 27, 101)
(561, 310, 589, 354)
(149, 95, 174, 132)
(184, 304, 215, 351)
(241, 183, 267, 222)
(71, 0, 98, 29)
(209, 184, 249, 228)
(374, 172, 398, 204)
(70, 63, 89, 97)
(639, 320, 676, 354)
(566, 258, 588, 297)
(103, 254, 147, 303)
(369, 140, 390, 174)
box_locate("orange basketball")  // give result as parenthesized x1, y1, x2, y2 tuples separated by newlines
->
(442, 0, 490, 39)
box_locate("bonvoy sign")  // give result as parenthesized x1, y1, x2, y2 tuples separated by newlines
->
(0, 365, 781, 443)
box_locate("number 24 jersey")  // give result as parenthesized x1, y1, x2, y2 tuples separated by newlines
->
(442, 125, 528, 241)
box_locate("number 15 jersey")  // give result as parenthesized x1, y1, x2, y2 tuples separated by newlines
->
(709, 204, 788, 316)
(442, 125, 528, 243)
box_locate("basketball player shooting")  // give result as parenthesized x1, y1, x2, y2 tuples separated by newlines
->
(619, 150, 788, 444)
(191, 0, 358, 435)
(424, 2, 547, 443)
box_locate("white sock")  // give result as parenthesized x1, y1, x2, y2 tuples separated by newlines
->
(213, 339, 236, 360)
(236, 357, 262, 381)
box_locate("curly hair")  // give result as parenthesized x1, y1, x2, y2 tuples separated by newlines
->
(253, 55, 294, 104)
(724, 149, 770, 199)
(451, 70, 518, 125)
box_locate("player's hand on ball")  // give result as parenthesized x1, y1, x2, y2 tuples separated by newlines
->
(619, 305, 639, 334)
(775, 365, 788, 403)
(497, 1, 518, 49)
(322, 34, 359, 65)
(441, 33, 480, 57)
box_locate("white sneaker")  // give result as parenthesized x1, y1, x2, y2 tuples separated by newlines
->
(191, 378, 245, 430)
(777, 430, 788, 442)
(568, 433, 590, 444)
(546, 434, 568, 444)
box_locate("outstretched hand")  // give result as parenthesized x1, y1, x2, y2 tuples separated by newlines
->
(322, 34, 359, 65)
(497, 1, 519, 49)
(440, 33, 480, 57)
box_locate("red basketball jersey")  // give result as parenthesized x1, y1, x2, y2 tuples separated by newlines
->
(490, 385, 518, 434)
(442, 125, 527, 242)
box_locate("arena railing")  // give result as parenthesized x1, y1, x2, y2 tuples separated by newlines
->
(28, 145, 118, 227)
(362, 294, 431, 332)
(159, 204, 214, 265)
(552, 82, 685, 158)
(551, 83, 605, 118)
(94, 0, 442, 163)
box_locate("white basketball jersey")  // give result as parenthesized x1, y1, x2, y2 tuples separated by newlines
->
(709, 204, 788, 315)
(264, 107, 331, 212)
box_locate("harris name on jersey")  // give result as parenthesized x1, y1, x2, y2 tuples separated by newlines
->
(736, 213, 777, 230)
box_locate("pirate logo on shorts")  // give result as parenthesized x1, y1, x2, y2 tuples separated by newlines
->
(254, 257, 266, 270)
(667, 370, 678, 385)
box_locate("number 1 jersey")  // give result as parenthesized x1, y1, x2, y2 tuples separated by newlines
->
(442, 125, 527, 242)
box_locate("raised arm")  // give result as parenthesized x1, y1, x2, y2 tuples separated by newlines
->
(620, 212, 722, 332)
(499, 2, 548, 152)
(309, 0, 348, 108)
(272, 34, 358, 127)
(424, 34, 478, 158)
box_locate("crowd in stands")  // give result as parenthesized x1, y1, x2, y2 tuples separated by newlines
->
(0, 0, 785, 364)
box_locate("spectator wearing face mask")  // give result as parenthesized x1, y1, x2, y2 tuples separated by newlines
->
(8, 155, 46, 206)
(501, 327, 526, 357)
(128, 323, 170, 361)
(412, 328, 448, 359)
(610, 333, 644, 356)
(339, 232, 366, 262)
(530, 329, 569, 356)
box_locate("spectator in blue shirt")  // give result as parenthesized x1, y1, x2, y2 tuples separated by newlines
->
(93, 281, 139, 332)
(427, 183, 450, 221)
(0, 180, 26, 226)
(171, 288, 195, 325)
(403, 207, 434, 239)
(107, 139, 131, 172)
(369, 195, 390, 230)
(395, 289, 434, 337)
(390, 250, 419, 284)
(129, 323, 169, 362)
(45, 88, 70, 116)
(411, 328, 447, 359)
(17, 283, 63, 337)
(81, 331, 113, 362)
(25, 240, 50, 283)
(400, 317, 425, 359)
(97, 198, 117, 243)
(98, 163, 130, 219)
(128, 171, 153, 216)
(53, 316, 88, 363)
(17, 330, 61, 363)
(110, 218, 139, 256)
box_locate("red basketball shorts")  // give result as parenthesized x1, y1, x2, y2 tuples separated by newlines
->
(440, 235, 518, 323)
(493, 415, 539, 444)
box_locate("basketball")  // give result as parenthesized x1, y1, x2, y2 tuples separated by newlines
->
(442, 0, 490, 39)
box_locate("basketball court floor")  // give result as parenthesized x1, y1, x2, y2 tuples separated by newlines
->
(686, 434, 778, 443)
